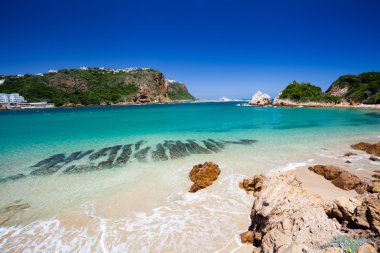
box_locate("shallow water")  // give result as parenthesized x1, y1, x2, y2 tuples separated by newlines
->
(0, 102, 379, 252)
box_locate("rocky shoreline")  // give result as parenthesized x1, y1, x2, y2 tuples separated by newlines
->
(186, 140, 380, 252)
(237, 141, 380, 253)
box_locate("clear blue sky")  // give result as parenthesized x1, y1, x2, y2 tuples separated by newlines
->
(1, 0, 379, 99)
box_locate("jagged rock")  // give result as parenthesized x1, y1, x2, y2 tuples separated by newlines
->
(351, 141, 380, 156)
(239, 175, 265, 196)
(357, 243, 376, 253)
(248, 91, 272, 106)
(242, 173, 339, 252)
(369, 156, 380, 162)
(189, 162, 221, 193)
(331, 197, 362, 222)
(329, 194, 380, 235)
(240, 230, 254, 244)
(344, 152, 357, 157)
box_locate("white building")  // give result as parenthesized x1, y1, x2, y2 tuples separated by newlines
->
(80, 66, 88, 70)
(0, 93, 26, 104)
(0, 79, 5, 85)
(48, 70, 58, 73)
(36, 73, 44, 76)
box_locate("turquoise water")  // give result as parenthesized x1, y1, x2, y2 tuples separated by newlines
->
(0, 102, 379, 252)
(0, 102, 379, 176)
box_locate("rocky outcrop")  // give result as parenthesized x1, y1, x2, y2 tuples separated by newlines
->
(189, 162, 221, 192)
(309, 165, 369, 194)
(248, 91, 272, 106)
(329, 194, 380, 235)
(240, 173, 340, 252)
(351, 141, 380, 157)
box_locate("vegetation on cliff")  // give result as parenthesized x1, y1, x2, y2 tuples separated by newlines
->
(279, 81, 340, 103)
(167, 81, 195, 101)
(326, 72, 380, 104)
(0, 68, 194, 106)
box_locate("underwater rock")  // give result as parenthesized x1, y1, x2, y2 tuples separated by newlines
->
(224, 139, 257, 145)
(185, 140, 212, 154)
(134, 147, 150, 162)
(208, 139, 225, 149)
(164, 141, 190, 159)
(134, 140, 145, 151)
(63, 165, 99, 174)
(31, 165, 63, 176)
(98, 145, 122, 168)
(64, 151, 83, 164)
(89, 147, 111, 161)
(76, 150, 94, 160)
(0, 174, 26, 183)
(31, 154, 65, 170)
(151, 144, 169, 161)
(116, 144, 133, 164)
(202, 140, 221, 153)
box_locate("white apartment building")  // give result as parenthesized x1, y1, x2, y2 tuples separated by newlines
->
(0, 93, 26, 104)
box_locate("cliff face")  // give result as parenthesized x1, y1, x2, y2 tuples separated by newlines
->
(326, 72, 380, 104)
(167, 81, 195, 101)
(0, 68, 194, 105)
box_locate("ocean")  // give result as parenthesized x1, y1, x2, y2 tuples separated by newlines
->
(0, 102, 379, 252)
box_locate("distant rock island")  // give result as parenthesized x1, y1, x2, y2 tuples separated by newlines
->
(0, 67, 195, 106)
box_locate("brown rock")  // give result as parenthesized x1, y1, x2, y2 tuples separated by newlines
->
(331, 171, 363, 192)
(345, 160, 352, 163)
(189, 162, 221, 193)
(370, 181, 380, 193)
(311, 165, 368, 194)
(311, 165, 344, 180)
(240, 230, 254, 244)
(330, 194, 380, 236)
(372, 174, 380, 179)
(369, 156, 380, 162)
(351, 141, 380, 156)
(357, 243, 376, 253)
(240, 175, 265, 194)
(366, 199, 380, 234)
(344, 152, 357, 157)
